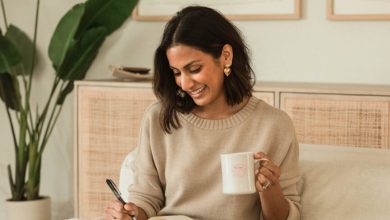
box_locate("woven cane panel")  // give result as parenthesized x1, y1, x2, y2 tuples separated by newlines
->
(253, 92, 274, 106)
(281, 93, 390, 149)
(76, 86, 156, 219)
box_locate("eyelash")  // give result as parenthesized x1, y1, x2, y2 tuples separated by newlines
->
(172, 67, 201, 76)
(173, 71, 180, 76)
(190, 67, 201, 73)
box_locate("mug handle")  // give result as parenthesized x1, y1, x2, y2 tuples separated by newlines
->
(254, 158, 269, 170)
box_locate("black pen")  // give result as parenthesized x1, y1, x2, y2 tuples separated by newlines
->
(106, 178, 137, 220)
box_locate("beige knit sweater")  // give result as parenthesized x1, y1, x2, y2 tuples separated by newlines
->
(128, 97, 301, 220)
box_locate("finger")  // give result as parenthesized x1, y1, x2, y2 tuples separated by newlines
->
(118, 212, 131, 220)
(255, 174, 265, 192)
(107, 200, 134, 220)
(259, 166, 279, 185)
(264, 164, 281, 184)
(258, 173, 272, 190)
(124, 203, 138, 217)
(255, 174, 270, 192)
(111, 200, 125, 212)
(254, 152, 272, 169)
(262, 180, 271, 190)
(104, 208, 111, 220)
(255, 180, 265, 192)
(262, 161, 281, 178)
(256, 173, 268, 184)
(254, 152, 268, 160)
(256, 173, 269, 187)
(105, 206, 122, 219)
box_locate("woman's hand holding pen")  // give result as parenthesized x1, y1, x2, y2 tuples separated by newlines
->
(104, 200, 139, 220)
(254, 152, 281, 192)
(104, 178, 147, 220)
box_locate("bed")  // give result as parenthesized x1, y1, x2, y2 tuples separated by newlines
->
(74, 81, 390, 219)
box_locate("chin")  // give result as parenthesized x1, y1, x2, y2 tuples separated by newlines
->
(192, 97, 209, 107)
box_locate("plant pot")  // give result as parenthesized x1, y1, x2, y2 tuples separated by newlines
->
(5, 196, 51, 220)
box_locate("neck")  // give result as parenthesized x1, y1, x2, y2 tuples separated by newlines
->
(192, 97, 250, 119)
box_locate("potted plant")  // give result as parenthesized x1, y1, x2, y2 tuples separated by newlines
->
(0, 0, 138, 219)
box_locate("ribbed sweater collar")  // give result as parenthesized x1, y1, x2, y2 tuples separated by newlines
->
(179, 96, 259, 130)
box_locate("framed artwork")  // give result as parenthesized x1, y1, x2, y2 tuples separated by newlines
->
(133, 0, 302, 21)
(327, 0, 390, 20)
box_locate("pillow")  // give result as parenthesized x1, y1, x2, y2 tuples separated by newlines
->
(299, 144, 390, 220)
(119, 149, 137, 202)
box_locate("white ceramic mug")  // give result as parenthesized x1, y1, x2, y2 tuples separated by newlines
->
(220, 152, 268, 194)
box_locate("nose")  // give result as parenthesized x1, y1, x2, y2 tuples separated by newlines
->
(179, 73, 194, 91)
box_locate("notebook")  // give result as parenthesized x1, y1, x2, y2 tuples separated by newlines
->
(149, 216, 193, 220)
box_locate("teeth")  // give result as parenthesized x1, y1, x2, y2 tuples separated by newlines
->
(190, 86, 205, 95)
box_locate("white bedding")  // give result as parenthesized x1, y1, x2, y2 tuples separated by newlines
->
(120, 144, 390, 220)
(299, 144, 390, 220)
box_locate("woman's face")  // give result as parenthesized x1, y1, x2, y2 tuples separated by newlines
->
(166, 44, 232, 109)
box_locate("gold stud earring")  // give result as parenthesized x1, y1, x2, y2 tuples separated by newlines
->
(224, 64, 231, 77)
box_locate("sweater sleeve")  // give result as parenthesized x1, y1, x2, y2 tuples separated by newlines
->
(127, 111, 164, 217)
(279, 137, 301, 220)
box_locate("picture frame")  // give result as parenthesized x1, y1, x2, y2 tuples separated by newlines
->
(133, 0, 302, 21)
(327, 0, 390, 20)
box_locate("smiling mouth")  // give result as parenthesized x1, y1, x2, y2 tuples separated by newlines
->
(189, 86, 206, 95)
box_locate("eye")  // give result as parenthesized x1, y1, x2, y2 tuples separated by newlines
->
(171, 69, 180, 76)
(189, 66, 201, 74)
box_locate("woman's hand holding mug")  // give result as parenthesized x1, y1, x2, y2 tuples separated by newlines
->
(254, 152, 281, 192)
(220, 151, 281, 194)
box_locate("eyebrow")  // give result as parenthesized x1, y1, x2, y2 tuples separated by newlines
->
(170, 60, 201, 70)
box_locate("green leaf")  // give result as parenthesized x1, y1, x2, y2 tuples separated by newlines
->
(48, 4, 85, 70)
(0, 35, 22, 73)
(76, 0, 136, 37)
(57, 26, 107, 80)
(0, 73, 21, 111)
(5, 25, 36, 75)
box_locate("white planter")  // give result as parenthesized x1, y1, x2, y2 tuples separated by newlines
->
(5, 196, 51, 220)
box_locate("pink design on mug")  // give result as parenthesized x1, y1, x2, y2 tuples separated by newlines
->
(232, 163, 247, 177)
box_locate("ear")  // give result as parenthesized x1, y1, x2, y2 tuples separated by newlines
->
(221, 44, 233, 66)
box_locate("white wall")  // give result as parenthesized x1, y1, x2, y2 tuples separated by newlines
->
(1, 0, 390, 219)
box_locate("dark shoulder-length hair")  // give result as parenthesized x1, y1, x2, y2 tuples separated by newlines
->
(153, 6, 255, 133)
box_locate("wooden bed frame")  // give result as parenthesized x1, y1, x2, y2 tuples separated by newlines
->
(74, 81, 390, 219)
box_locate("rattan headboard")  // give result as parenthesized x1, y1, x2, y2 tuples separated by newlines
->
(74, 81, 390, 219)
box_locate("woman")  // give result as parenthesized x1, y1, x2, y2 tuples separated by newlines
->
(104, 6, 301, 220)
